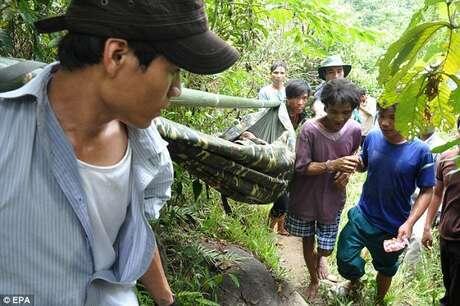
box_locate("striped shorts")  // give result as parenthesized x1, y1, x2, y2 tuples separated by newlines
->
(285, 211, 342, 251)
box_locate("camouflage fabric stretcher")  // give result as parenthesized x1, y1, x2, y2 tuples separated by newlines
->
(1, 56, 296, 204)
(155, 104, 296, 204)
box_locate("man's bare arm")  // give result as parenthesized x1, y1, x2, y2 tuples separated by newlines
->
(140, 248, 174, 306)
(304, 155, 360, 176)
(397, 187, 433, 240)
(422, 180, 444, 248)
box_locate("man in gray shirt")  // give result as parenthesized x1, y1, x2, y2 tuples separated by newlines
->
(0, 1, 238, 305)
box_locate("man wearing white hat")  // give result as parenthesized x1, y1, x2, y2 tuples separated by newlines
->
(312, 55, 352, 118)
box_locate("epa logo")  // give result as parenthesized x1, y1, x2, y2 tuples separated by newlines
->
(0, 295, 33, 305)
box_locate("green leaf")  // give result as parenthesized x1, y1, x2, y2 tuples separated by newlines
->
(430, 79, 456, 131)
(192, 178, 202, 201)
(175, 181, 183, 196)
(425, 0, 447, 6)
(423, 41, 445, 62)
(18, 0, 38, 24)
(432, 138, 460, 153)
(443, 31, 460, 76)
(228, 273, 240, 288)
(450, 87, 460, 112)
(268, 8, 293, 25)
(394, 75, 426, 137)
(378, 22, 449, 84)
(407, 7, 425, 28)
(195, 298, 220, 306)
(0, 29, 13, 52)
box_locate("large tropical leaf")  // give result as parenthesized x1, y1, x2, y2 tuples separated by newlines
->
(394, 75, 426, 136)
(432, 138, 460, 153)
(451, 87, 460, 112)
(430, 78, 456, 131)
(378, 21, 449, 84)
(443, 31, 460, 76)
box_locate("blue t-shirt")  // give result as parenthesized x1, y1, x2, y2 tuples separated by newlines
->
(358, 129, 435, 234)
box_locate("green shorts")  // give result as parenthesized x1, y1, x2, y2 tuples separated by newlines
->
(336, 206, 404, 279)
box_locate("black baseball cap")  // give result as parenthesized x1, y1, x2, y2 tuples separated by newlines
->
(34, 0, 239, 74)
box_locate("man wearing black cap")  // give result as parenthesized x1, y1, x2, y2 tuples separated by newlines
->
(0, 1, 238, 306)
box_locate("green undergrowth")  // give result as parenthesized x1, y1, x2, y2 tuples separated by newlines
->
(322, 173, 444, 305)
(136, 169, 283, 305)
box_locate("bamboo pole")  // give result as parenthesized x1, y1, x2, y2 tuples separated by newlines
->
(0, 57, 281, 109)
(170, 88, 282, 108)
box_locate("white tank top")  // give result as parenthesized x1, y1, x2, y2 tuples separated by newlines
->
(78, 144, 138, 306)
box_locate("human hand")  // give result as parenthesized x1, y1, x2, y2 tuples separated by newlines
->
(383, 237, 409, 253)
(329, 156, 360, 173)
(422, 227, 433, 250)
(333, 171, 351, 190)
(240, 131, 256, 140)
(397, 221, 412, 241)
(155, 294, 176, 306)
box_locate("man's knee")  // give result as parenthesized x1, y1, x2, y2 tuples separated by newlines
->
(337, 249, 366, 280)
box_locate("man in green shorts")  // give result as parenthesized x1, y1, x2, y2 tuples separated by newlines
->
(336, 104, 435, 303)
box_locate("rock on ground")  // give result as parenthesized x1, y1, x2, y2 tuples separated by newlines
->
(214, 244, 308, 306)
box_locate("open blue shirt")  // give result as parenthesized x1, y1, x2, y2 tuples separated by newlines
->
(358, 129, 435, 234)
(0, 63, 173, 305)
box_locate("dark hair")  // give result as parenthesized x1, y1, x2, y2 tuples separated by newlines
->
(358, 88, 366, 96)
(457, 116, 460, 130)
(285, 79, 311, 99)
(320, 79, 360, 110)
(270, 60, 287, 73)
(57, 33, 159, 71)
(377, 103, 397, 113)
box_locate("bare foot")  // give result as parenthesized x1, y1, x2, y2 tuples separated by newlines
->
(317, 256, 338, 282)
(305, 281, 320, 300)
(278, 227, 290, 236)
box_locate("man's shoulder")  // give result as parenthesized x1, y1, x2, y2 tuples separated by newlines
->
(130, 119, 172, 160)
(347, 118, 361, 131)
(258, 85, 270, 94)
(411, 137, 432, 152)
(0, 94, 37, 121)
(364, 128, 381, 140)
(300, 118, 318, 131)
(0, 62, 56, 101)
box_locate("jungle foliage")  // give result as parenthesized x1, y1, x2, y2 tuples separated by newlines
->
(377, 0, 460, 138)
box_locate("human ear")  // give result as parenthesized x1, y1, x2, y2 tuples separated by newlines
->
(102, 38, 130, 77)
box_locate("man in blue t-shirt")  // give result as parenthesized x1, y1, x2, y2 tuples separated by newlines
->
(336, 104, 435, 304)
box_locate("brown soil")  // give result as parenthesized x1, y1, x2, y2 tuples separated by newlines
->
(276, 235, 332, 305)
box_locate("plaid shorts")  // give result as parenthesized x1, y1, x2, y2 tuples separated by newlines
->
(285, 211, 342, 252)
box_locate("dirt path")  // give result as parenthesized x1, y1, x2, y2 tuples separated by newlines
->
(276, 235, 333, 305)
(276, 235, 308, 287)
